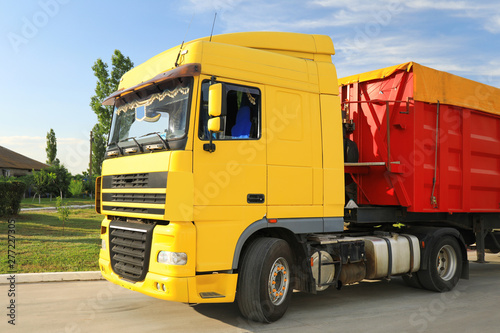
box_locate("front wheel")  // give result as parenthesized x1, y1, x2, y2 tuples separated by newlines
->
(417, 236, 462, 292)
(236, 237, 293, 323)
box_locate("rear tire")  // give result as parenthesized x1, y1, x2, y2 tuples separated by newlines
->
(417, 236, 462, 292)
(236, 237, 293, 323)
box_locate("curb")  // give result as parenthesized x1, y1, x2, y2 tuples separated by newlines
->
(20, 204, 95, 212)
(0, 271, 103, 284)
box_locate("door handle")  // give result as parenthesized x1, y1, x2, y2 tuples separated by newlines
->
(247, 194, 265, 204)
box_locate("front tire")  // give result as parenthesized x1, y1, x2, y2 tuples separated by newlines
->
(236, 237, 293, 323)
(417, 236, 462, 292)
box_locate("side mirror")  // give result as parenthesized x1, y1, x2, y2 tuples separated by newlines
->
(204, 82, 226, 153)
(208, 83, 227, 117)
(208, 117, 223, 132)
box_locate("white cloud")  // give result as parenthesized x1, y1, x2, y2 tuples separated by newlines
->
(187, 0, 244, 12)
(334, 33, 468, 77)
(216, 0, 406, 31)
(485, 15, 500, 33)
(182, 0, 500, 89)
(0, 136, 89, 175)
(312, 0, 391, 10)
(405, 0, 473, 10)
(405, 1, 500, 34)
(186, 0, 500, 36)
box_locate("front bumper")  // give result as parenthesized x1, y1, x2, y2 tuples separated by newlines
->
(99, 258, 237, 303)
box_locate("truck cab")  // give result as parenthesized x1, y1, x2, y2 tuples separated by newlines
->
(98, 32, 345, 316)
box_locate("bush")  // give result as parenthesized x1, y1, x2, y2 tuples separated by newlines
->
(69, 179, 84, 197)
(0, 180, 26, 216)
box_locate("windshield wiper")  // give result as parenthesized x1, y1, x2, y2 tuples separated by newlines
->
(120, 136, 143, 153)
(140, 132, 170, 150)
(108, 140, 124, 156)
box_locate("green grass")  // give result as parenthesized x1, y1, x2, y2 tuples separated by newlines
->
(0, 209, 102, 273)
(21, 197, 95, 208)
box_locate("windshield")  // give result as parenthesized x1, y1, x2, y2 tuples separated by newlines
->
(108, 77, 192, 149)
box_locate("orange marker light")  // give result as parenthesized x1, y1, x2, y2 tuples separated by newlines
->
(268, 219, 277, 223)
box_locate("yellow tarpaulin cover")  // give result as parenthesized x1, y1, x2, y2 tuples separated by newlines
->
(339, 62, 500, 116)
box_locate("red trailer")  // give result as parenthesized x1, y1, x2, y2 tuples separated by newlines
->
(339, 62, 500, 260)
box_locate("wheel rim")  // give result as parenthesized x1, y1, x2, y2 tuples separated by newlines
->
(436, 244, 457, 281)
(268, 257, 290, 306)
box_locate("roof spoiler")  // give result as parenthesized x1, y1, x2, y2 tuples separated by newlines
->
(102, 63, 201, 106)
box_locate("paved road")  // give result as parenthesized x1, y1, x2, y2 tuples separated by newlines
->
(2, 253, 499, 333)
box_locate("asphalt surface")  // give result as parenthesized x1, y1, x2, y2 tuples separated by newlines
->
(1, 251, 499, 333)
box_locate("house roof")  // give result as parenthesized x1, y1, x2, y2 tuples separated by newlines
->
(0, 145, 48, 171)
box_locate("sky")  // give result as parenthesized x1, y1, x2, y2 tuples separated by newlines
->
(1, 0, 499, 175)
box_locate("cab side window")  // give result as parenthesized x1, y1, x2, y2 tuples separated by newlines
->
(199, 80, 261, 140)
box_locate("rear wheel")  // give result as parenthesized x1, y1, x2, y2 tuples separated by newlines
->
(236, 237, 293, 323)
(417, 236, 462, 292)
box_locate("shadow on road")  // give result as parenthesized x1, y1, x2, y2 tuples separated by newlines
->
(191, 277, 427, 331)
(192, 261, 500, 332)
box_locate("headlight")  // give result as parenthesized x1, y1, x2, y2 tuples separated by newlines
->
(157, 251, 187, 265)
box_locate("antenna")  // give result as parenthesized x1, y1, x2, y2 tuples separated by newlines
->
(175, 14, 195, 67)
(209, 12, 217, 42)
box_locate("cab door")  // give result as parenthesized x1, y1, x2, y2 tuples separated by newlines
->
(192, 78, 266, 271)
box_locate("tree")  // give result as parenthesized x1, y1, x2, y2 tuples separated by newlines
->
(91, 123, 107, 177)
(46, 128, 59, 165)
(32, 169, 56, 203)
(90, 50, 134, 176)
(48, 164, 71, 198)
(75, 171, 95, 197)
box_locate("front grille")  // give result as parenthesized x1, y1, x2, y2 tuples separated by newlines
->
(102, 172, 168, 189)
(112, 173, 149, 188)
(103, 193, 166, 204)
(109, 221, 155, 282)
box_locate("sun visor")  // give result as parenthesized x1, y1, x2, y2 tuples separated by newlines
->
(102, 63, 201, 106)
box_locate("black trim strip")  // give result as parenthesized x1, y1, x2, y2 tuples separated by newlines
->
(103, 206, 165, 215)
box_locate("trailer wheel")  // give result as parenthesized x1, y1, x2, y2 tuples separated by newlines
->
(417, 236, 462, 292)
(236, 237, 293, 323)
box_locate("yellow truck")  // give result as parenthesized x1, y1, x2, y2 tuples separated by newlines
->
(97, 31, 500, 322)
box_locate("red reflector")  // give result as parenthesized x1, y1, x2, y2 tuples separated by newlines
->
(421, 241, 425, 248)
(268, 219, 277, 223)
